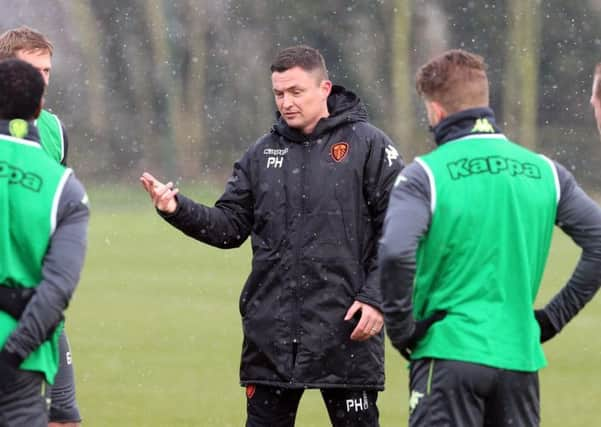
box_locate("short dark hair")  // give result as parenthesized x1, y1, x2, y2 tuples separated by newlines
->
(0, 59, 45, 120)
(416, 49, 489, 113)
(270, 45, 328, 80)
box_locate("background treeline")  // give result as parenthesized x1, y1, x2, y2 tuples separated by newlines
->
(3, 0, 601, 189)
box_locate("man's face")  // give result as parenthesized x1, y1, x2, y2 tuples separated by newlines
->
(272, 66, 332, 135)
(16, 49, 51, 87)
(591, 75, 601, 136)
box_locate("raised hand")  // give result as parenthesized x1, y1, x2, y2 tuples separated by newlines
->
(139, 172, 179, 213)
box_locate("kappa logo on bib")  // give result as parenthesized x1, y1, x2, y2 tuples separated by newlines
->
(0, 161, 42, 192)
(331, 142, 349, 162)
(409, 390, 424, 414)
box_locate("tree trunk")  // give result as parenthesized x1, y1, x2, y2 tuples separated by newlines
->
(143, 0, 178, 177)
(59, 0, 106, 144)
(504, 0, 541, 149)
(391, 0, 415, 158)
(178, 0, 207, 178)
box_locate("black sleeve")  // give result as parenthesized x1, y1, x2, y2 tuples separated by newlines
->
(160, 149, 254, 249)
(539, 161, 601, 334)
(60, 122, 69, 166)
(2, 174, 89, 360)
(355, 129, 404, 310)
(379, 161, 431, 350)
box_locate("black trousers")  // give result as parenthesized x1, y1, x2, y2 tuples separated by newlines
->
(48, 330, 82, 423)
(409, 358, 539, 427)
(0, 370, 48, 427)
(245, 384, 379, 427)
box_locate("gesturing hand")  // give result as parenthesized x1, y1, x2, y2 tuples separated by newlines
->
(140, 172, 179, 214)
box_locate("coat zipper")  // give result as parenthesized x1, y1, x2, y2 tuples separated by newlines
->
(291, 139, 310, 382)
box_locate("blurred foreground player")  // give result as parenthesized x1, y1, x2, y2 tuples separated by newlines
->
(0, 58, 88, 427)
(0, 26, 80, 426)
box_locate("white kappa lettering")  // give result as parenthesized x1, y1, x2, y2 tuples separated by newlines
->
(385, 145, 400, 167)
(263, 147, 288, 156)
(394, 173, 408, 187)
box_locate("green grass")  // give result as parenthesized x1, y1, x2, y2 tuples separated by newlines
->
(66, 186, 601, 426)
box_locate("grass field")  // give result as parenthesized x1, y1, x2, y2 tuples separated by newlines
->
(66, 184, 601, 426)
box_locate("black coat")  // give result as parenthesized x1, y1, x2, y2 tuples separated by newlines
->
(163, 86, 403, 389)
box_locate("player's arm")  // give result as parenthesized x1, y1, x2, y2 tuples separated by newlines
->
(142, 148, 254, 249)
(0, 174, 89, 364)
(379, 162, 433, 353)
(535, 161, 601, 341)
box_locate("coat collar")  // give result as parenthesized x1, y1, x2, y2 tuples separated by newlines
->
(272, 85, 368, 142)
(430, 107, 501, 146)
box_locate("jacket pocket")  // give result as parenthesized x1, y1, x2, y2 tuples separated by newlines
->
(239, 259, 276, 317)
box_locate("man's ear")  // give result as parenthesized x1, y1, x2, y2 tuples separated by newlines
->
(426, 100, 448, 126)
(433, 100, 448, 122)
(320, 79, 332, 100)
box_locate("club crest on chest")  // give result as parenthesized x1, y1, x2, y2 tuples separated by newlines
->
(331, 142, 349, 162)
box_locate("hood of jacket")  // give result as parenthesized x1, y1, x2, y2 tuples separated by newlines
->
(272, 85, 368, 142)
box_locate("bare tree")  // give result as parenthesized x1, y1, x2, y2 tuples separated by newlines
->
(503, 0, 541, 149)
(60, 0, 106, 134)
(175, 0, 207, 178)
(144, 0, 208, 179)
(391, 0, 415, 157)
(142, 1, 179, 177)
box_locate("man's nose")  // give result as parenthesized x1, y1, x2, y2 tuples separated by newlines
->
(282, 93, 294, 108)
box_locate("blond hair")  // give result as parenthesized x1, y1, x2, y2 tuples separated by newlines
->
(0, 26, 53, 59)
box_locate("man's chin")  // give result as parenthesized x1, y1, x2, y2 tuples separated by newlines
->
(284, 118, 304, 129)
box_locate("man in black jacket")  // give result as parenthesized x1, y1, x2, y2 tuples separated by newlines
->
(141, 45, 402, 426)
